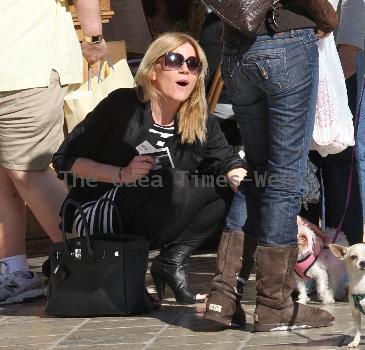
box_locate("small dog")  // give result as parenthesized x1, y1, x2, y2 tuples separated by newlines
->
(295, 225, 347, 304)
(330, 243, 365, 348)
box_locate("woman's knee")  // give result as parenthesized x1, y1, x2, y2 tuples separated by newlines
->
(7, 168, 47, 190)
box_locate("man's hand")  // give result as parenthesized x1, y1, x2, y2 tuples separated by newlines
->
(81, 39, 108, 65)
(338, 44, 357, 79)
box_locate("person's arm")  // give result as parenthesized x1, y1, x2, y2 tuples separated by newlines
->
(73, 0, 108, 65)
(294, 0, 338, 34)
(202, 117, 246, 187)
(338, 44, 358, 79)
(336, 0, 365, 79)
(52, 90, 123, 181)
(71, 156, 155, 185)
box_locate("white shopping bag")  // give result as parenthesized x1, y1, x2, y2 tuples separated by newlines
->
(311, 33, 355, 157)
(64, 59, 135, 132)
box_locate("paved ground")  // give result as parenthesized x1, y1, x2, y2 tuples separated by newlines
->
(0, 253, 364, 350)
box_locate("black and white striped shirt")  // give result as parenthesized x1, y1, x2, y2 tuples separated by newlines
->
(147, 122, 175, 149)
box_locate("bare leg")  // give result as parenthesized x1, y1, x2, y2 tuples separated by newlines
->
(6, 167, 67, 243)
(0, 167, 26, 259)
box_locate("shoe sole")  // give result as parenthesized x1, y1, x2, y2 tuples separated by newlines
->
(254, 320, 335, 332)
(0, 288, 45, 306)
(204, 311, 245, 329)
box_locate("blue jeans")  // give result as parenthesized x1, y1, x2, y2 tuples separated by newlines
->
(222, 29, 319, 245)
(356, 47, 365, 103)
(356, 76, 365, 224)
(226, 189, 247, 231)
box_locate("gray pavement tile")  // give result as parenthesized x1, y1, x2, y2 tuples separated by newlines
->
(149, 342, 244, 350)
(57, 330, 154, 347)
(56, 345, 145, 350)
(147, 333, 251, 347)
(0, 346, 50, 350)
(1, 317, 86, 326)
(245, 331, 343, 346)
(0, 335, 59, 348)
(0, 322, 74, 338)
(86, 317, 171, 328)
(242, 340, 365, 350)
(81, 324, 164, 334)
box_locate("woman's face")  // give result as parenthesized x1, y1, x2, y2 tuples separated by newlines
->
(152, 42, 200, 106)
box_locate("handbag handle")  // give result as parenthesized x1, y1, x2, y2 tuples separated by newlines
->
(87, 55, 114, 91)
(96, 197, 124, 236)
(61, 198, 94, 259)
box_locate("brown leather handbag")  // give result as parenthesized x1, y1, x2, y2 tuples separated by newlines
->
(201, 0, 275, 37)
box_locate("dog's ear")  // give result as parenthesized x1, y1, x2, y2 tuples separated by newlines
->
(329, 244, 347, 260)
(313, 235, 322, 256)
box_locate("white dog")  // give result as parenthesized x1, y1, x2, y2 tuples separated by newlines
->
(330, 243, 365, 348)
(295, 225, 347, 305)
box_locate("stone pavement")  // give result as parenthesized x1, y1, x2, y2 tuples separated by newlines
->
(0, 253, 364, 350)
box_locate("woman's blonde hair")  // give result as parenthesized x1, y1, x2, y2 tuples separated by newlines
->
(135, 32, 208, 144)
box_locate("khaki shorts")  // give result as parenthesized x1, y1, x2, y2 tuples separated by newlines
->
(0, 71, 66, 171)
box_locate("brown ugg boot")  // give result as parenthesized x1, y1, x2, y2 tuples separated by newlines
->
(253, 244, 335, 332)
(204, 228, 256, 328)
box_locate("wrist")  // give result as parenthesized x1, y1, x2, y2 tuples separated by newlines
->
(83, 34, 103, 45)
(118, 167, 125, 184)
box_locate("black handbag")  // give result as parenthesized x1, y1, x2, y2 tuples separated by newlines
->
(202, 0, 276, 37)
(45, 198, 157, 317)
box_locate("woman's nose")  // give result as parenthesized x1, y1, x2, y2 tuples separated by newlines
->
(178, 62, 190, 74)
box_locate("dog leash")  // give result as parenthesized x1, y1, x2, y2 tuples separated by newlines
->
(331, 77, 365, 244)
(320, 167, 326, 232)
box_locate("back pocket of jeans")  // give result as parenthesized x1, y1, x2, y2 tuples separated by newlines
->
(242, 48, 289, 94)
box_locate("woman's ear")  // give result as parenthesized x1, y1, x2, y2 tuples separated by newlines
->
(151, 68, 157, 81)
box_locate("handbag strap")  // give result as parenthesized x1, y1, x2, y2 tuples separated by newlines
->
(61, 198, 94, 259)
(96, 197, 124, 236)
(332, 77, 365, 243)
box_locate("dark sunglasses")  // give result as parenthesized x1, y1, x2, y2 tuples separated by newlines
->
(159, 52, 202, 75)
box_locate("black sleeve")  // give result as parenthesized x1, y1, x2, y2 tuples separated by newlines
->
(201, 116, 246, 175)
(199, 13, 223, 89)
(52, 88, 134, 180)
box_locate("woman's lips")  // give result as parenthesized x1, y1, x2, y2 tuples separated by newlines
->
(176, 80, 189, 87)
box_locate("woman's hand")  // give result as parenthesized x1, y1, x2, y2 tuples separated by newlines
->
(119, 155, 156, 184)
(316, 30, 330, 39)
(226, 167, 247, 192)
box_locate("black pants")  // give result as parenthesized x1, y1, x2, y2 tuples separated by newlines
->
(301, 150, 363, 245)
(74, 169, 233, 250)
(300, 75, 363, 245)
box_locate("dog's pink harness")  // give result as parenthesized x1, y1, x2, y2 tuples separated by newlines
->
(295, 227, 329, 279)
(294, 252, 318, 279)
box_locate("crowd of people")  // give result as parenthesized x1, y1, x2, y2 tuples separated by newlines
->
(1, 0, 365, 334)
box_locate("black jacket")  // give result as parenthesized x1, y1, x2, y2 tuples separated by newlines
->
(53, 88, 244, 204)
